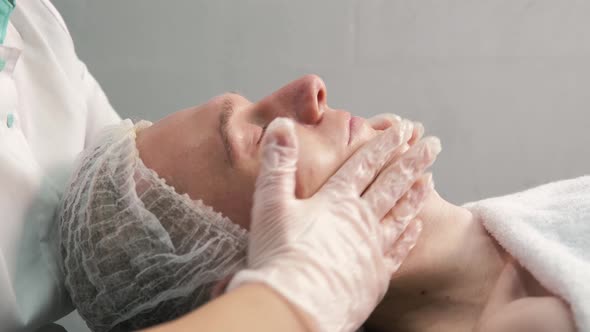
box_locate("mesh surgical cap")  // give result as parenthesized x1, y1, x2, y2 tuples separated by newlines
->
(59, 119, 248, 332)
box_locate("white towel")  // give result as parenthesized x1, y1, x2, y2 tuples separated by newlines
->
(464, 176, 590, 331)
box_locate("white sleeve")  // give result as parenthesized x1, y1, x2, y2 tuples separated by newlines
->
(79, 61, 122, 147)
(41, 0, 121, 146)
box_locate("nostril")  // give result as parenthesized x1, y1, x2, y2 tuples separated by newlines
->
(288, 74, 328, 123)
(316, 88, 326, 106)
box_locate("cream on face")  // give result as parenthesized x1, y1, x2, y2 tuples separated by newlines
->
(136, 75, 377, 229)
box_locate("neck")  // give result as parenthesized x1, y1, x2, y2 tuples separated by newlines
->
(367, 191, 509, 332)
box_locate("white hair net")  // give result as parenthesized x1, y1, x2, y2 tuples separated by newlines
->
(59, 119, 248, 332)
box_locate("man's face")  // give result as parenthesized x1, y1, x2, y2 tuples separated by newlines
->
(136, 75, 378, 229)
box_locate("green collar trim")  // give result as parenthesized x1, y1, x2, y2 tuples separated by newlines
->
(0, 0, 15, 45)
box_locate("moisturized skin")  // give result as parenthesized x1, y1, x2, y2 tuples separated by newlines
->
(136, 75, 575, 331)
(137, 75, 378, 230)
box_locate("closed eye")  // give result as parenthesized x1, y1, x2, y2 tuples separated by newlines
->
(256, 124, 269, 145)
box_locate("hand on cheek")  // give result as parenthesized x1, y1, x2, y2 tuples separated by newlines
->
(367, 113, 425, 145)
(367, 113, 433, 250)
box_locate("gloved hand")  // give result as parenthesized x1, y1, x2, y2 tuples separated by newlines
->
(367, 113, 424, 144)
(227, 117, 441, 332)
(367, 113, 431, 246)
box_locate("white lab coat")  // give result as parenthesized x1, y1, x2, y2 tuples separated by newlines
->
(0, 1, 120, 330)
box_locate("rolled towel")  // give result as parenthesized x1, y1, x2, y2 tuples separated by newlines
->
(464, 176, 590, 331)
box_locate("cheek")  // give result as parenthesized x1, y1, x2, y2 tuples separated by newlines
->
(293, 125, 378, 198)
(294, 139, 343, 199)
(196, 166, 256, 231)
(215, 179, 255, 230)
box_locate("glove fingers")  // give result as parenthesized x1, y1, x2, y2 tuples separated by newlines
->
(362, 137, 440, 220)
(388, 173, 434, 230)
(366, 114, 422, 170)
(367, 114, 423, 146)
(384, 218, 423, 275)
(380, 214, 404, 254)
(322, 119, 414, 197)
(376, 119, 423, 172)
(254, 118, 299, 212)
(367, 113, 402, 131)
(409, 121, 424, 146)
(378, 173, 432, 253)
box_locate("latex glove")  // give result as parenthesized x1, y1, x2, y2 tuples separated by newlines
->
(367, 113, 431, 243)
(227, 117, 441, 332)
(367, 113, 424, 145)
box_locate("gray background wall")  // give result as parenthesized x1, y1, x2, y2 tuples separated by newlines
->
(52, 1, 589, 331)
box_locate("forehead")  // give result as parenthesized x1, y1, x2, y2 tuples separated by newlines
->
(177, 101, 228, 163)
(137, 100, 230, 181)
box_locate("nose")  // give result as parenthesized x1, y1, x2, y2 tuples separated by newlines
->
(256, 74, 327, 125)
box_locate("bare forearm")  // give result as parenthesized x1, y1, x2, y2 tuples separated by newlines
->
(142, 283, 309, 332)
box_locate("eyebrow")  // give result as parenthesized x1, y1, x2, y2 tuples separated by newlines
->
(219, 96, 236, 167)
